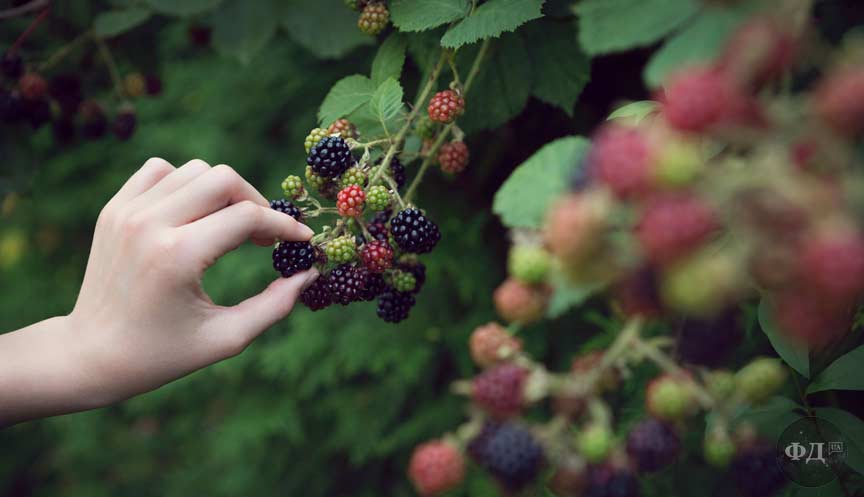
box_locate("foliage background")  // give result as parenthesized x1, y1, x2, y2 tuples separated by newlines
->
(1, 1, 863, 496)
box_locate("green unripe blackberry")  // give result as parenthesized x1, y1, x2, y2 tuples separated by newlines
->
(305, 165, 329, 191)
(304, 127, 329, 154)
(358, 2, 389, 35)
(654, 138, 703, 187)
(282, 175, 304, 199)
(389, 269, 417, 293)
(366, 185, 391, 211)
(508, 245, 552, 284)
(578, 424, 613, 464)
(339, 166, 367, 188)
(704, 428, 736, 468)
(735, 357, 787, 404)
(325, 235, 357, 264)
(706, 370, 736, 400)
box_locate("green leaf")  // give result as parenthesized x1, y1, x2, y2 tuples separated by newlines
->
(644, 7, 747, 87)
(758, 299, 810, 378)
(457, 34, 533, 133)
(368, 77, 405, 134)
(281, 0, 373, 59)
(607, 100, 659, 122)
(808, 345, 864, 394)
(211, 0, 279, 64)
(145, 0, 222, 16)
(390, 0, 470, 32)
(547, 272, 604, 318)
(734, 396, 803, 443)
(441, 0, 545, 49)
(371, 34, 408, 85)
(317, 74, 377, 126)
(493, 136, 590, 228)
(523, 20, 590, 116)
(576, 0, 700, 55)
(813, 407, 864, 476)
(93, 7, 152, 37)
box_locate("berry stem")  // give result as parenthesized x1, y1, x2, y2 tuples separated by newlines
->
(629, 334, 716, 409)
(9, 5, 50, 53)
(96, 38, 125, 101)
(0, 0, 50, 20)
(38, 30, 93, 72)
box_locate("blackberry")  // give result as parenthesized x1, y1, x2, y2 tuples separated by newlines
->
(327, 263, 368, 305)
(145, 74, 163, 96)
(470, 422, 543, 491)
(328, 118, 358, 140)
(359, 240, 393, 273)
(339, 166, 367, 188)
(26, 98, 51, 129)
(325, 235, 357, 264)
(730, 443, 786, 497)
(112, 108, 137, 141)
(583, 465, 640, 497)
(625, 419, 681, 473)
(390, 157, 406, 189)
(48, 74, 82, 116)
(358, 2, 390, 35)
(376, 290, 415, 322)
(0, 90, 25, 123)
(389, 208, 440, 254)
(281, 175, 304, 199)
(299, 277, 332, 311)
(269, 199, 303, 222)
(366, 185, 391, 211)
(396, 261, 426, 294)
(272, 241, 316, 278)
(80, 100, 107, 139)
(472, 363, 527, 418)
(676, 310, 743, 367)
(428, 89, 465, 124)
(389, 269, 416, 292)
(1, 51, 23, 80)
(19, 73, 47, 100)
(360, 272, 386, 301)
(368, 220, 389, 242)
(307, 136, 352, 178)
(304, 127, 329, 154)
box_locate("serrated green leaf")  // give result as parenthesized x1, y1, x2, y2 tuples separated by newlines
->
(371, 34, 407, 85)
(318, 74, 377, 126)
(211, 0, 279, 64)
(457, 34, 532, 133)
(93, 7, 152, 37)
(146, 0, 222, 16)
(441, 0, 544, 48)
(493, 136, 590, 228)
(368, 77, 404, 134)
(281, 0, 372, 59)
(813, 407, 864, 476)
(644, 7, 747, 87)
(758, 299, 810, 378)
(607, 100, 659, 123)
(390, 0, 470, 32)
(576, 0, 700, 55)
(808, 345, 864, 394)
(523, 20, 590, 116)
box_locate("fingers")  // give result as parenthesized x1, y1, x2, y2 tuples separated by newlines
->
(180, 201, 314, 267)
(111, 158, 175, 205)
(207, 270, 319, 358)
(155, 164, 269, 225)
(133, 159, 211, 207)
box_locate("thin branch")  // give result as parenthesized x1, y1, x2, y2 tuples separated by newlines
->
(38, 30, 92, 72)
(0, 0, 50, 20)
(9, 5, 50, 53)
(96, 38, 125, 100)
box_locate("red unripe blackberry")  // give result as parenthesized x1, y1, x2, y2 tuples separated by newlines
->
(589, 125, 655, 198)
(469, 322, 522, 369)
(408, 440, 466, 496)
(428, 89, 465, 124)
(376, 289, 415, 322)
(269, 199, 303, 222)
(328, 118, 358, 140)
(625, 419, 681, 473)
(359, 240, 393, 273)
(660, 65, 753, 133)
(636, 194, 718, 265)
(771, 292, 852, 348)
(798, 229, 864, 304)
(438, 141, 469, 174)
(814, 66, 864, 136)
(613, 267, 663, 318)
(18, 73, 47, 100)
(272, 241, 315, 278)
(327, 263, 368, 305)
(493, 278, 550, 324)
(717, 16, 797, 90)
(472, 363, 527, 418)
(336, 184, 365, 217)
(299, 277, 332, 311)
(113, 107, 137, 141)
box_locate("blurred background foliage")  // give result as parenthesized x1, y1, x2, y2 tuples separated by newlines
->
(1, 0, 863, 496)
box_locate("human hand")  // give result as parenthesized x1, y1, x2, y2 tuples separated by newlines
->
(67, 158, 317, 405)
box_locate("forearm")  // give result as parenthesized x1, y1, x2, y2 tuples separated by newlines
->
(0, 316, 111, 427)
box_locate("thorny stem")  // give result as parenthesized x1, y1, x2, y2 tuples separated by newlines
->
(96, 38, 125, 101)
(38, 30, 92, 72)
(404, 39, 490, 203)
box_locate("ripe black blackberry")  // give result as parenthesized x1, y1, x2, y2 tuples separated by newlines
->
(327, 263, 368, 305)
(376, 289, 415, 322)
(81, 101, 108, 139)
(307, 136, 353, 178)
(49, 74, 82, 116)
(396, 261, 426, 294)
(625, 419, 681, 473)
(360, 272, 386, 301)
(1, 51, 23, 80)
(0, 90, 25, 123)
(676, 310, 743, 367)
(470, 422, 544, 491)
(300, 277, 332, 311)
(583, 465, 640, 497)
(730, 443, 786, 497)
(272, 241, 316, 277)
(269, 199, 304, 222)
(113, 109, 137, 140)
(389, 208, 441, 254)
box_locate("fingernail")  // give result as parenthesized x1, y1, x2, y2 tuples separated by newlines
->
(300, 223, 315, 239)
(301, 269, 319, 291)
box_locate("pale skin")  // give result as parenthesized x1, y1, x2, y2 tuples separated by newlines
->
(0, 158, 319, 427)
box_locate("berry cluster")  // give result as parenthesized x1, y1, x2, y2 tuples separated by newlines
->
(345, 1, 390, 36)
(268, 121, 441, 323)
